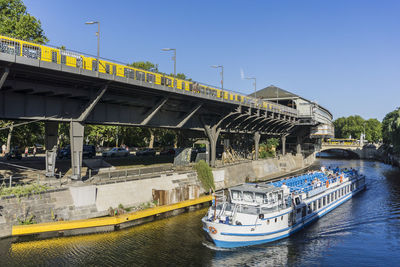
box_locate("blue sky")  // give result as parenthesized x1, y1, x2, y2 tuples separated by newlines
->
(24, 0, 400, 121)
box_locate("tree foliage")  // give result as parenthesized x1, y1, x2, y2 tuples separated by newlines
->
(127, 61, 157, 71)
(382, 108, 400, 153)
(333, 115, 382, 143)
(194, 160, 215, 192)
(0, 0, 48, 43)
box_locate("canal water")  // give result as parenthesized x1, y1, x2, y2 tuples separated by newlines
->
(1, 159, 400, 266)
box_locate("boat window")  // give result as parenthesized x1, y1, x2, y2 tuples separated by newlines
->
(243, 191, 254, 202)
(275, 218, 277, 223)
(295, 197, 300, 205)
(308, 204, 312, 214)
(22, 44, 41, 59)
(323, 197, 326, 206)
(318, 199, 321, 209)
(267, 219, 270, 225)
(335, 191, 337, 199)
(255, 193, 264, 203)
(313, 201, 316, 211)
(231, 190, 241, 200)
(281, 216, 284, 221)
(302, 207, 307, 217)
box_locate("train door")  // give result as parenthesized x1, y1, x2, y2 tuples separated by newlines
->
(51, 49, 58, 63)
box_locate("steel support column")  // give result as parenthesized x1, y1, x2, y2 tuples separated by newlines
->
(78, 84, 108, 121)
(70, 121, 84, 180)
(0, 67, 9, 90)
(140, 97, 168, 125)
(281, 135, 286, 155)
(45, 122, 59, 177)
(204, 124, 221, 167)
(296, 135, 302, 155)
(254, 131, 260, 160)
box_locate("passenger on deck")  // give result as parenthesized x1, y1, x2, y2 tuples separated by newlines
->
(281, 182, 290, 195)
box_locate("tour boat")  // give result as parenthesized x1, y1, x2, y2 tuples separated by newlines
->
(202, 167, 366, 248)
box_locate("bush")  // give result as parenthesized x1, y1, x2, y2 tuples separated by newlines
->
(194, 160, 215, 192)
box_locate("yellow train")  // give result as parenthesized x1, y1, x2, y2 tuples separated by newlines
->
(0, 34, 295, 116)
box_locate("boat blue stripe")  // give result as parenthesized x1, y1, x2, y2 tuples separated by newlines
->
(217, 185, 365, 238)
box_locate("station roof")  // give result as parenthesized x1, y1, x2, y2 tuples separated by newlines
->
(249, 85, 333, 118)
(248, 85, 299, 100)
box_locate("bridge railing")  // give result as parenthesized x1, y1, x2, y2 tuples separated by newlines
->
(0, 35, 298, 118)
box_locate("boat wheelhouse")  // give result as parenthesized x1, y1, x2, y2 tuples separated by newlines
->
(202, 168, 366, 248)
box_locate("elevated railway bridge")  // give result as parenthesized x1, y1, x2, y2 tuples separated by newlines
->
(0, 44, 332, 180)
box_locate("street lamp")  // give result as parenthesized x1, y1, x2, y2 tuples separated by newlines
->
(211, 65, 224, 89)
(161, 48, 176, 77)
(245, 77, 257, 99)
(85, 21, 100, 75)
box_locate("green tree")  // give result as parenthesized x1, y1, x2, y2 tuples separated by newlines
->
(0, 0, 48, 43)
(127, 61, 156, 71)
(382, 108, 400, 153)
(365, 118, 382, 143)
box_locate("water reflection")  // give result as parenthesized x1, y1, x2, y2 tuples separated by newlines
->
(1, 159, 400, 266)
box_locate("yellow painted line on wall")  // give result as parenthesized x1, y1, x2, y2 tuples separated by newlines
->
(12, 195, 213, 236)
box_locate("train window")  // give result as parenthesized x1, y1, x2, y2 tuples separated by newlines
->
(181, 82, 185, 90)
(136, 71, 145, 81)
(22, 44, 41, 59)
(189, 83, 193, 91)
(92, 60, 98, 71)
(105, 64, 110, 74)
(61, 55, 66, 65)
(51, 51, 57, 63)
(113, 65, 116, 75)
(77, 57, 83, 68)
(161, 77, 166, 85)
(124, 68, 135, 79)
(166, 78, 172, 86)
(173, 79, 177, 87)
(146, 73, 155, 83)
(0, 39, 20, 55)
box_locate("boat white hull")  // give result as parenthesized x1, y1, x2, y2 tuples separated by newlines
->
(203, 183, 365, 248)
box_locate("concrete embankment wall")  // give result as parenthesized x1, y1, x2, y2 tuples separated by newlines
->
(213, 153, 316, 189)
(0, 153, 315, 239)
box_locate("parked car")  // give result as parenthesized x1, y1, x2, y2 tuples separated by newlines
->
(160, 148, 176, 156)
(136, 148, 156, 157)
(102, 147, 129, 157)
(57, 145, 96, 159)
(5, 147, 22, 160)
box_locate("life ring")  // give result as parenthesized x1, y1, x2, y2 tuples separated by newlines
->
(340, 175, 343, 183)
(326, 181, 329, 188)
(209, 226, 217, 234)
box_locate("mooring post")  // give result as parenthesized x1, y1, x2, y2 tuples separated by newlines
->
(9, 176, 12, 188)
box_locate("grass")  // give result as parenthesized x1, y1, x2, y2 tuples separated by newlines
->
(0, 183, 50, 199)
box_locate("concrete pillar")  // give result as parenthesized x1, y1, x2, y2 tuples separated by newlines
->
(45, 122, 58, 177)
(296, 136, 302, 155)
(204, 125, 221, 167)
(254, 131, 260, 160)
(281, 136, 286, 156)
(70, 121, 84, 180)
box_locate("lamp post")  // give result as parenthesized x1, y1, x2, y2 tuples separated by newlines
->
(245, 77, 257, 99)
(161, 48, 176, 77)
(85, 21, 100, 75)
(211, 65, 224, 89)
(161, 48, 176, 88)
